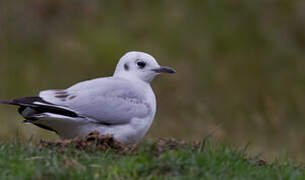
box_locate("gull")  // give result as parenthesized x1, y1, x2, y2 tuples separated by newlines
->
(0, 51, 175, 144)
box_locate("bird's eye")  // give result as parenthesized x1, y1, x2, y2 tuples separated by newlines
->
(136, 61, 146, 68)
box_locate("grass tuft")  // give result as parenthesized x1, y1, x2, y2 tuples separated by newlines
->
(0, 137, 304, 179)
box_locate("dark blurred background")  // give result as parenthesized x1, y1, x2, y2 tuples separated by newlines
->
(1, 0, 305, 160)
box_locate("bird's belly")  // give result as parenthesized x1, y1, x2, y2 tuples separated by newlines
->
(89, 117, 153, 144)
(56, 115, 154, 144)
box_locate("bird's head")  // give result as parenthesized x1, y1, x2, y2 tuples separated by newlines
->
(113, 51, 176, 82)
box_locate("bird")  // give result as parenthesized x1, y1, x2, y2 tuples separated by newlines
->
(0, 51, 175, 144)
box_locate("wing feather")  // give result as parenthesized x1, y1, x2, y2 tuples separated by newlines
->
(39, 77, 151, 125)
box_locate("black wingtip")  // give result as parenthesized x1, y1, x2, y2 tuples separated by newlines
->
(0, 100, 13, 105)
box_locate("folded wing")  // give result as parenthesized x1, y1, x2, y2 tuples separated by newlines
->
(39, 78, 151, 125)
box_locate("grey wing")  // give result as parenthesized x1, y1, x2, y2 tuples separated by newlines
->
(39, 78, 151, 125)
(66, 88, 151, 125)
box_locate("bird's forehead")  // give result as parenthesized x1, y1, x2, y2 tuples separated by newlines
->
(118, 51, 160, 69)
(124, 52, 154, 61)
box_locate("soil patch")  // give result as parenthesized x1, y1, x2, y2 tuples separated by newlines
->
(38, 131, 135, 154)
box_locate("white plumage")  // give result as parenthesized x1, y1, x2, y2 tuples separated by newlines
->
(0, 51, 175, 144)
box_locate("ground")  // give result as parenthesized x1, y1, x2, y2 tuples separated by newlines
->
(0, 133, 304, 180)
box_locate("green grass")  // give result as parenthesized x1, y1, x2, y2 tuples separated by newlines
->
(0, 139, 304, 180)
(1, 0, 305, 158)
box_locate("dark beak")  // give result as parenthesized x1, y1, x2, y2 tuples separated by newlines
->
(152, 66, 176, 74)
